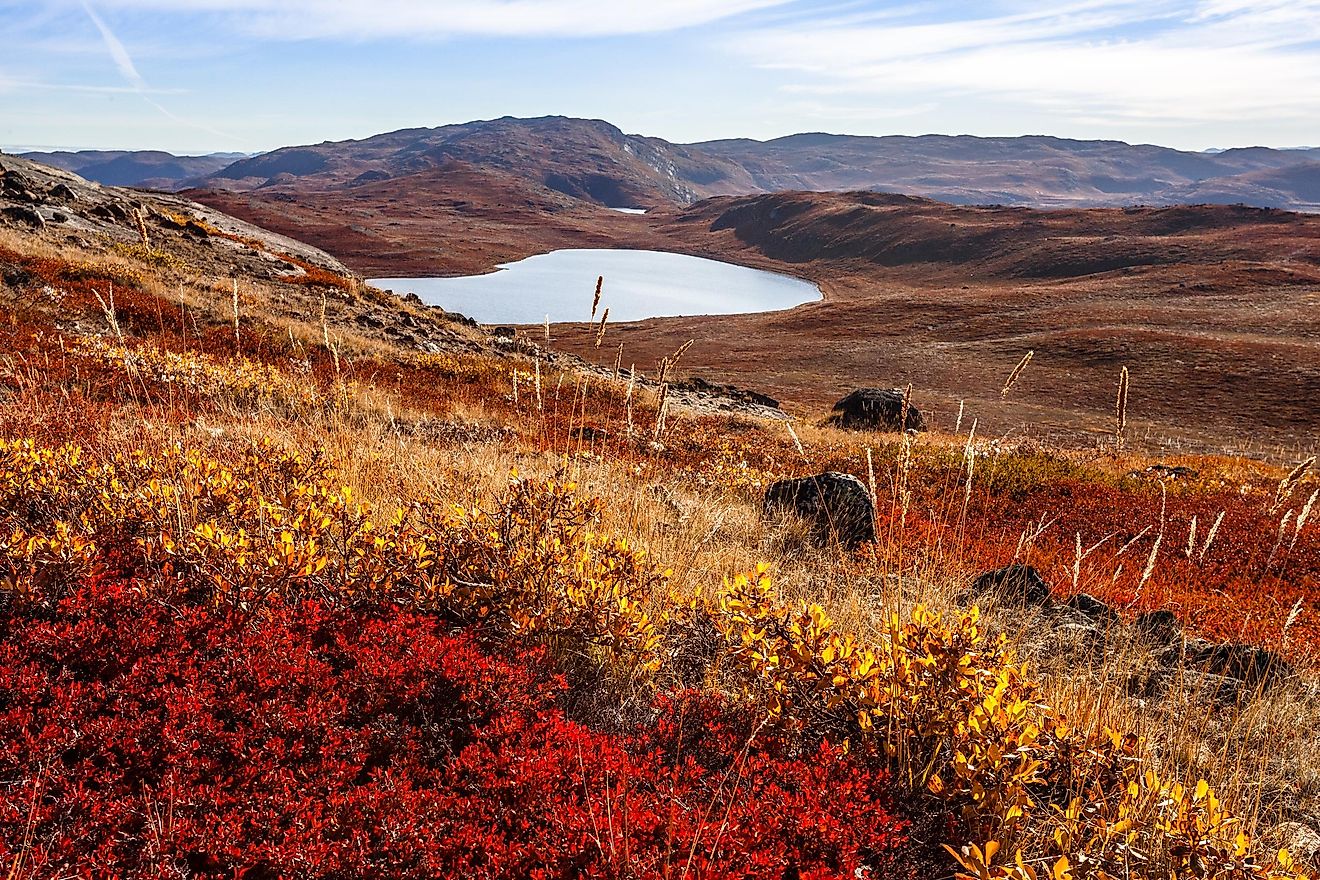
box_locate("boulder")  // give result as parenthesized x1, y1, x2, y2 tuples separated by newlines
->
(1134, 609, 1182, 646)
(491, 326, 517, 339)
(1, 205, 44, 229)
(1063, 592, 1119, 627)
(970, 564, 1051, 606)
(47, 182, 78, 202)
(763, 472, 875, 548)
(827, 388, 926, 432)
(1180, 638, 1293, 689)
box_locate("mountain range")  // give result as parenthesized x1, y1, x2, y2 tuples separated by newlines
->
(22, 116, 1320, 211)
(15, 150, 247, 190)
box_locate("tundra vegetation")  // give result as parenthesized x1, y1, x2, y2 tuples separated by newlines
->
(0, 215, 1317, 880)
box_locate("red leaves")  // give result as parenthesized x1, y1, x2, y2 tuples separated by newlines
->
(0, 574, 919, 879)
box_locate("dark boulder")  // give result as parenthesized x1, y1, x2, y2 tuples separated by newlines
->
(1180, 638, 1293, 689)
(763, 472, 875, 548)
(491, 326, 517, 339)
(89, 201, 131, 224)
(47, 182, 78, 202)
(1, 205, 44, 228)
(1, 169, 38, 200)
(1134, 609, 1182, 646)
(970, 564, 1051, 606)
(827, 388, 926, 432)
(1063, 592, 1119, 627)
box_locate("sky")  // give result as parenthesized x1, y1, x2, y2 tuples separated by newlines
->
(2, 0, 1319, 155)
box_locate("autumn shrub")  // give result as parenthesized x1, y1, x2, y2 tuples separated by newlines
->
(0, 437, 663, 670)
(705, 566, 1310, 880)
(0, 574, 920, 879)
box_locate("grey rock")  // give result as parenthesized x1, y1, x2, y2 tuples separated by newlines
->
(763, 472, 875, 548)
(47, 182, 78, 202)
(971, 564, 1051, 606)
(827, 388, 926, 432)
(1270, 822, 1320, 864)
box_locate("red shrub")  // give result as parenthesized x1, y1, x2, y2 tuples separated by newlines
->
(0, 575, 921, 879)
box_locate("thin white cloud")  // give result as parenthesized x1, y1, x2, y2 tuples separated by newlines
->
(80, 1, 245, 144)
(80, 0, 147, 89)
(66, 0, 795, 39)
(729, 1, 1320, 130)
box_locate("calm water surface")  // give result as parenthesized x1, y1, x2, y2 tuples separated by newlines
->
(371, 248, 821, 325)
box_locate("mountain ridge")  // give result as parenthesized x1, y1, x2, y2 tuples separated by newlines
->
(190, 116, 1320, 211)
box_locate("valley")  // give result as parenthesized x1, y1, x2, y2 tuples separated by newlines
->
(189, 156, 1320, 452)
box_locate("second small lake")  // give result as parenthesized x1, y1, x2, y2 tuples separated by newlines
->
(371, 248, 820, 325)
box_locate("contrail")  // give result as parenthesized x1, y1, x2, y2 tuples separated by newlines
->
(80, 0, 245, 146)
(80, 0, 147, 91)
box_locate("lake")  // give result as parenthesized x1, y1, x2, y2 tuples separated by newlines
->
(371, 248, 821, 325)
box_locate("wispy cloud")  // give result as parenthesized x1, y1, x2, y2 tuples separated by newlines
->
(79, 0, 244, 143)
(80, 0, 147, 89)
(728, 1, 1320, 129)
(61, 0, 796, 39)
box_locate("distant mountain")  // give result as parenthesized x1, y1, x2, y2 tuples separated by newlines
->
(205, 117, 753, 206)
(18, 150, 248, 190)
(192, 116, 1320, 211)
(692, 134, 1320, 210)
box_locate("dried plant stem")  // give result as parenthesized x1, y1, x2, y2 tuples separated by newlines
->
(1115, 366, 1130, 449)
(590, 276, 603, 320)
(1283, 598, 1304, 647)
(92, 283, 123, 342)
(1272, 457, 1314, 513)
(594, 309, 609, 349)
(865, 447, 878, 509)
(1292, 488, 1318, 548)
(534, 360, 543, 412)
(232, 280, 241, 348)
(1000, 351, 1033, 399)
(785, 421, 807, 462)
(133, 208, 151, 248)
(1200, 511, 1225, 562)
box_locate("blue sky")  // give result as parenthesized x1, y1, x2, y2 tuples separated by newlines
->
(2, 0, 1319, 154)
